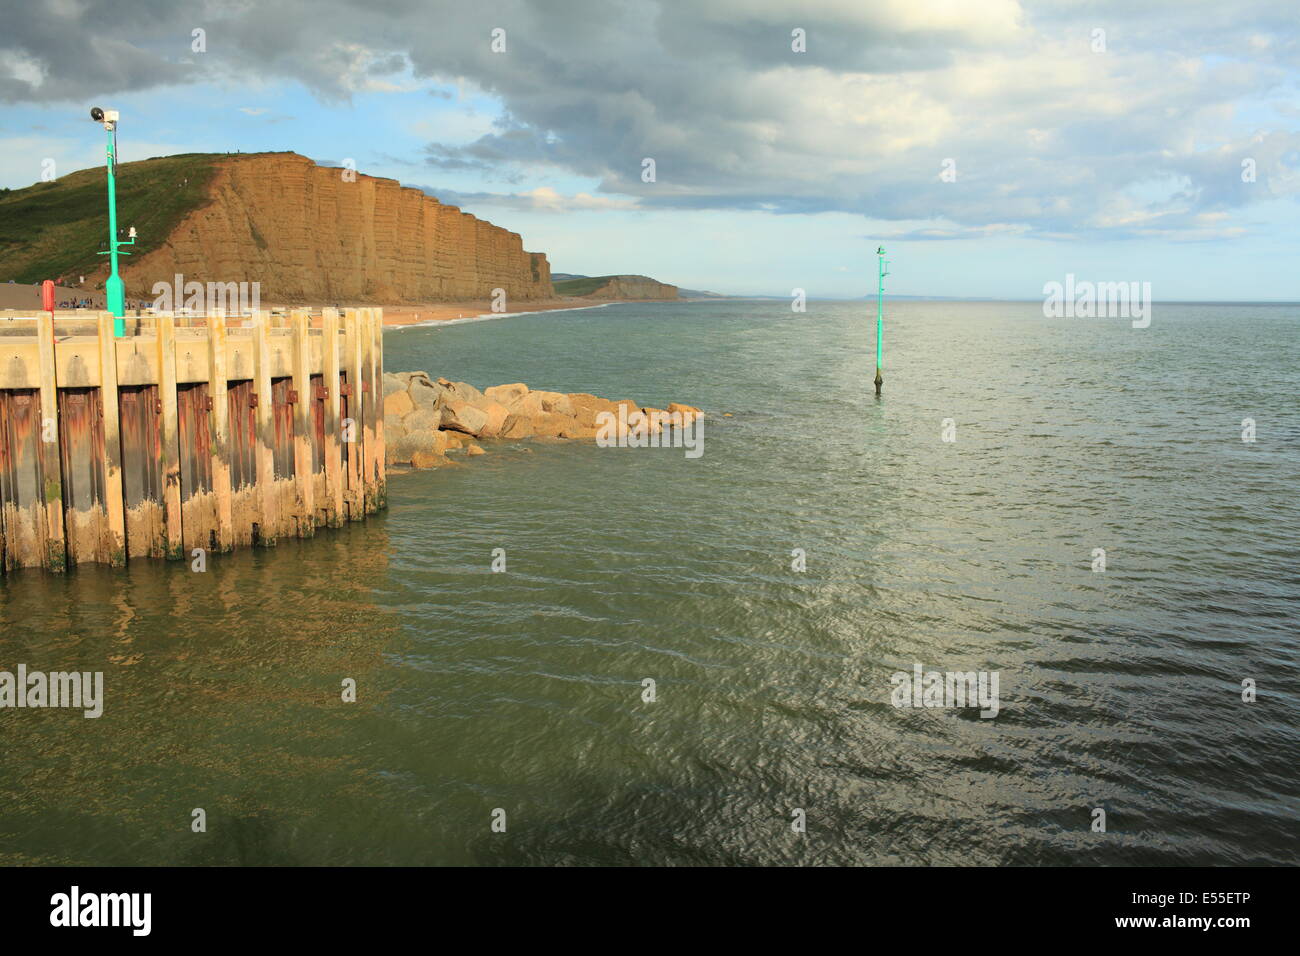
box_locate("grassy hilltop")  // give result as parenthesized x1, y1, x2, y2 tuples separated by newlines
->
(552, 274, 679, 299)
(551, 275, 617, 296)
(0, 154, 221, 284)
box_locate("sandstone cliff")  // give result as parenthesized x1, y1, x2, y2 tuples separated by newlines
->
(111, 152, 552, 303)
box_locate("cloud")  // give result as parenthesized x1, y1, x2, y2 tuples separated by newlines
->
(419, 184, 640, 213)
(872, 223, 1032, 242)
(238, 106, 294, 123)
(4, 0, 1298, 239)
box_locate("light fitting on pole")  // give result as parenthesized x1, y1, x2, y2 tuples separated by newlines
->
(89, 106, 118, 130)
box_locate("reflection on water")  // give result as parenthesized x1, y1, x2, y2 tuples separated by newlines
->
(0, 524, 401, 865)
(2, 300, 1298, 866)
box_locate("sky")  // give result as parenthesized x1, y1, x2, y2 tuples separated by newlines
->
(1, 0, 1297, 300)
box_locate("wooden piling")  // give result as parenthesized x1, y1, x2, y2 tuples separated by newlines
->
(35, 312, 66, 572)
(343, 308, 364, 522)
(252, 310, 277, 546)
(157, 313, 184, 560)
(207, 311, 234, 552)
(0, 384, 45, 572)
(290, 308, 315, 537)
(322, 308, 344, 529)
(97, 311, 126, 566)
(361, 308, 379, 515)
(373, 307, 386, 510)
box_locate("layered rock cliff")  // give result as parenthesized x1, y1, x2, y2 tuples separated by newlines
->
(111, 152, 552, 303)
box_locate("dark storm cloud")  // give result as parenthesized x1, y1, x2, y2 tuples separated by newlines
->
(5, 0, 1297, 238)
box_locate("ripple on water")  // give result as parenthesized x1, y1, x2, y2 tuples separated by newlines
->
(1, 300, 1297, 865)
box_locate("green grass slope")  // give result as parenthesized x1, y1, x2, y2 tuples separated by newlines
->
(552, 275, 616, 296)
(0, 153, 221, 285)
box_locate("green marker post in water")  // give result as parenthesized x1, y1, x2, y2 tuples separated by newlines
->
(91, 107, 135, 336)
(874, 245, 890, 396)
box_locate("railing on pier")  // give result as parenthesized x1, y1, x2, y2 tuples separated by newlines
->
(0, 308, 385, 573)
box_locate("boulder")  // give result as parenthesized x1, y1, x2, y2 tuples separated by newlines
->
(436, 378, 487, 405)
(387, 428, 436, 464)
(559, 421, 599, 439)
(382, 372, 409, 397)
(534, 390, 573, 417)
(506, 391, 547, 419)
(668, 402, 703, 424)
(485, 383, 529, 406)
(384, 421, 409, 465)
(477, 401, 511, 438)
(465, 444, 485, 456)
(428, 430, 454, 455)
(383, 389, 414, 419)
(499, 414, 535, 439)
(569, 393, 619, 427)
(639, 407, 666, 435)
(605, 400, 646, 440)
(408, 376, 451, 410)
(529, 411, 574, 438)
(410, 450, 449, 470)
(507, 389, 572, 419)
(623, 409, 645, 437)
(401, 407, 442, 436)
(440, 400, 490, 436)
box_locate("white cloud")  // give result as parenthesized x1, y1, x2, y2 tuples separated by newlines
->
(519, 187, 639, 212)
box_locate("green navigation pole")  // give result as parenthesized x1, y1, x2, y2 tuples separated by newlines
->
(874, 246, 890, 396)
(91, 107, 135, 337)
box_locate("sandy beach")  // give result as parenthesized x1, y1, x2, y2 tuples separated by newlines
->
(380, 297, 607, 326)
(0, 283, 104, 310)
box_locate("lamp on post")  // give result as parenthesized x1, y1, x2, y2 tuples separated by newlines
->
(90, 106, 136, 336)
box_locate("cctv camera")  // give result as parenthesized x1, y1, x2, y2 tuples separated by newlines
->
(90, 106, 118, 129)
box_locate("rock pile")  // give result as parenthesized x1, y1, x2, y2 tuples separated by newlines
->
(383, 371, 702, 469)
